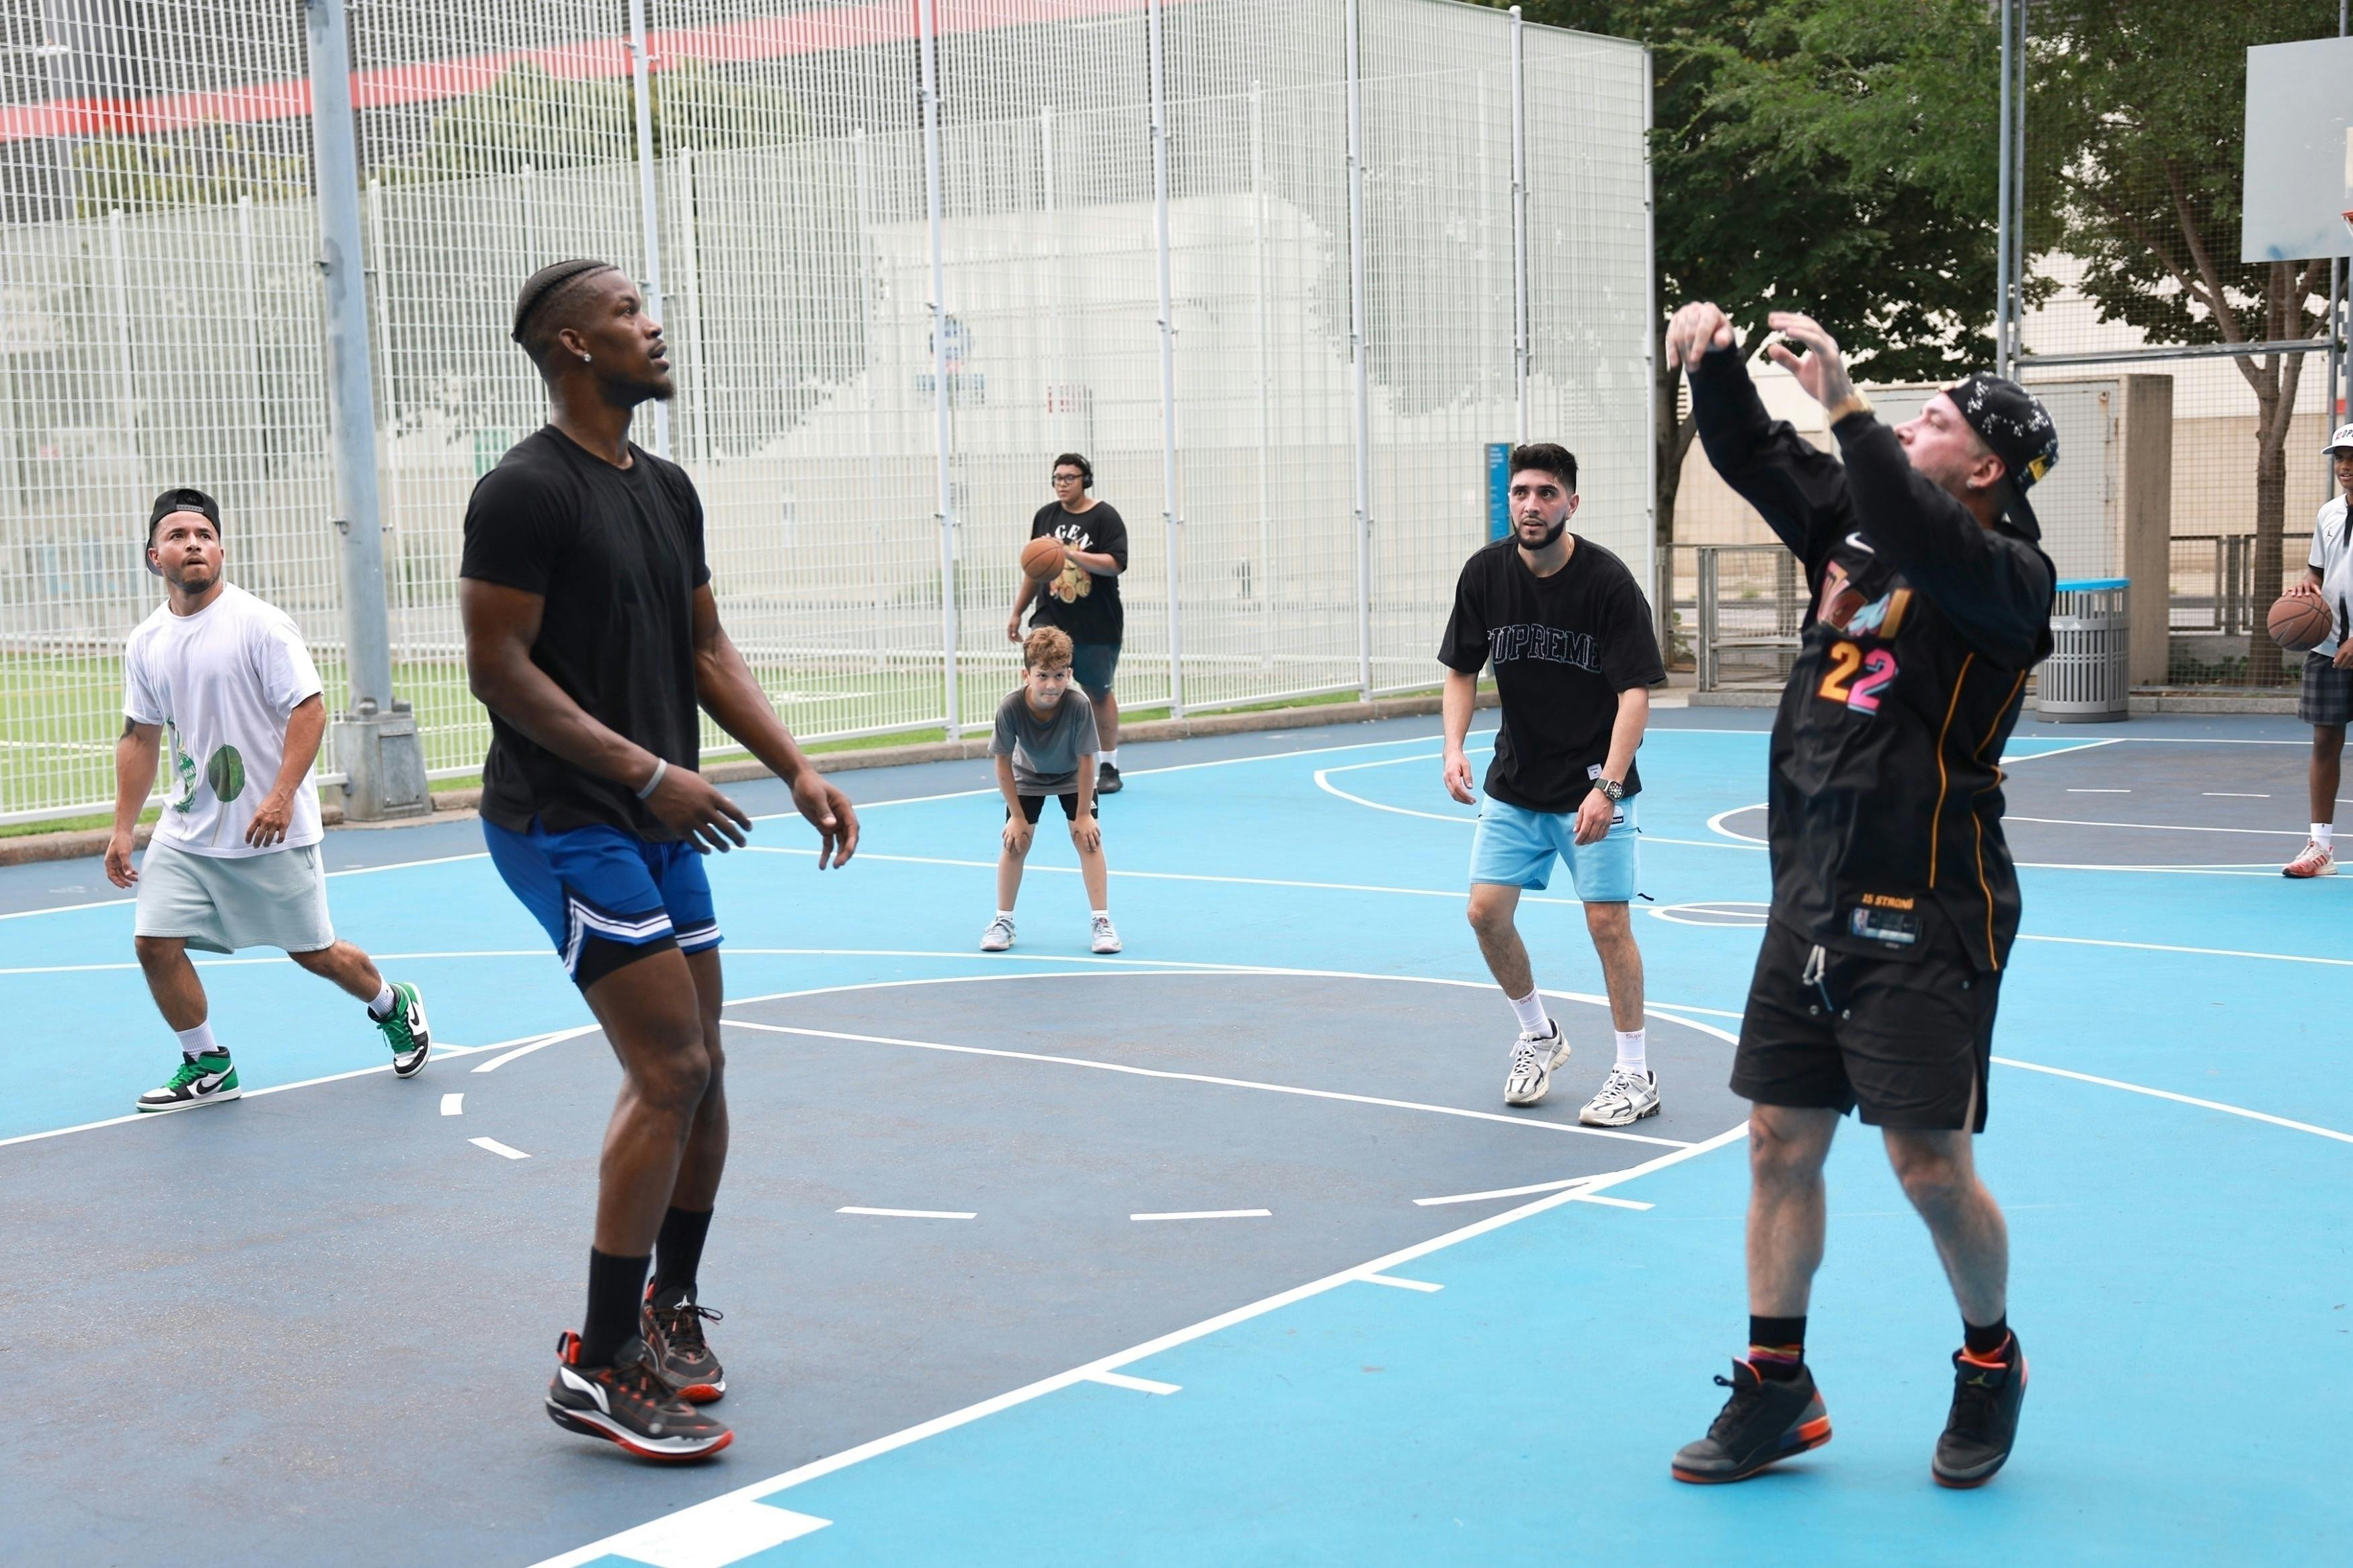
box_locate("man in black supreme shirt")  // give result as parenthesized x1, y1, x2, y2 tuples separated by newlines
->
(1439, 443, 1665, 1128)
(1663, 304, 2056, 1491)
(461, 259, 859, 1461)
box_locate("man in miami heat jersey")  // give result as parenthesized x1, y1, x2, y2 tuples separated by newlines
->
(1661, 304, 2056, 1493)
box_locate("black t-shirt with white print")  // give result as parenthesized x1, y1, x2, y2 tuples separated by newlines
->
(1437, 536, 1664, 813)
(1025, 501, 1128, 645)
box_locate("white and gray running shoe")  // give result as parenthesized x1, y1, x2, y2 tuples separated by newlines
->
(1090, 913, 1123, 954)
(1579, 1066, 1662, 1127)
(1503, 1022, 1568, 1107)
(979, 915, 1016, 952)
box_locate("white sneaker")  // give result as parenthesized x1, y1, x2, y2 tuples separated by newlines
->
(980, 915, 1016, 952)
(1090, 914, 1123, 954)
(1579, 1066, 1663, 1127)
(2283, 839, 2337, 878)
(1503, 1022, 1569, 1107)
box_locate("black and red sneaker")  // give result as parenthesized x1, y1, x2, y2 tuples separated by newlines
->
(1933, 1333, 2028, 1488)
(545, 1331, 732, 1461)
(1671, 1359, 1832, 1483)
(643, 1283, 727, 1403)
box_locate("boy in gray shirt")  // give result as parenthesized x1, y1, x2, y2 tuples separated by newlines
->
(983, 626, 1120, 954)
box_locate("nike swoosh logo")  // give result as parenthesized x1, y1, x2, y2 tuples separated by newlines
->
(196, 1073, 227, 1091)
(1843, 532, 1876, 554)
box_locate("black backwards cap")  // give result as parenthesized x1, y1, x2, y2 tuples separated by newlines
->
(145, 487, 221, 577)
(511, 258, 621, 347)
(1945, 372, 2059, 540)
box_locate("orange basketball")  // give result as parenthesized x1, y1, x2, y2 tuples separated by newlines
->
(1021, 536, 1067, 581)
(2268, 594, 2334, 653)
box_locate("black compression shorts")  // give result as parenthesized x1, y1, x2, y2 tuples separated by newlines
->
(1009, 792, 1099, 824)
(1730, 915, 2000, 1132)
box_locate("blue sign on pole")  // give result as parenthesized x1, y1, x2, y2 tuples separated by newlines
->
(1486, 442, 1512, 540)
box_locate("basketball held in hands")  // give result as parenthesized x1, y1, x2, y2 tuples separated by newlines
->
(1021, 536, 1067, 581)
(2268, 594, 2334, 654)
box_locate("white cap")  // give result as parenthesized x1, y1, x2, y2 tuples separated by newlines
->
(2326, 422, 2353, 456)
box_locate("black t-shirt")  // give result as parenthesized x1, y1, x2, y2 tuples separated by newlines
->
(1025, 501, 1127, 645)
(458, 426, 711, 839)
(1437, 536, 1665, 812)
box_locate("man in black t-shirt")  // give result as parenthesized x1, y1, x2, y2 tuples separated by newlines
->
(460, 259, 859, 1463)
(1007, 453, 1129, 790)
(1438, 442, 1665, 1128)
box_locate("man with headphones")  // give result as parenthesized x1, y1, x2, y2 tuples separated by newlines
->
(1008, 453, 1129, 792)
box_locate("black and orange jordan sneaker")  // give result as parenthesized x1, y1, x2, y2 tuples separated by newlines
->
(1933, 1333, 2027, 1488)
(1671, 1359, 1832, 1483)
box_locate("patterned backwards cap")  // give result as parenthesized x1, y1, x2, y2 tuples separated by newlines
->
(1945, 372, 2059, 539)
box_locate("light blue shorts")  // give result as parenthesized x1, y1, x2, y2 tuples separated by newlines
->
(1468, 794, 1640, 903)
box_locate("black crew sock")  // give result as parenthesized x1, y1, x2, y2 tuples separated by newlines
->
(580, 1249, 651, 1368)
(1962, 1315, 2011, 1360)
(650, 1206, 715, 1302)
(1748, 1314, 1808, 1382)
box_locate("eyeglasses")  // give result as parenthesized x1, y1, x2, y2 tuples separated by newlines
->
(1051, 472, 1084, 483)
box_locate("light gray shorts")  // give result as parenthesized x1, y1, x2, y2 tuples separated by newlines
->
(133, 839, 335, 955)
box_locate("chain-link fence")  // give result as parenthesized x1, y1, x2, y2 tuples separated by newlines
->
(0, 0, 1651, 824)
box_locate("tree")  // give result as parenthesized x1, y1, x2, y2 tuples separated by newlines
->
(1498, 0, 2003, 578)
(2026, 1, 2331, 686)
(72, 122, 307, 216)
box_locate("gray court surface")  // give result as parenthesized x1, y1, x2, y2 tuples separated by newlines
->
(9, 971, 1743, 1567)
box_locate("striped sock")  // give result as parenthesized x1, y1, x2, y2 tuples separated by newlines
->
(1749, 1314, 1806, 1382)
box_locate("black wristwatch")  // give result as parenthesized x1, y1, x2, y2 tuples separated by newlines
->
(1595, 777, 1625, 802)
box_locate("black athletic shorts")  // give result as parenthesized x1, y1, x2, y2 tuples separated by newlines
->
(1070, 640, 1120, 696)
(1010, 792, 1099, 824)
(1730, 914, 2000, 1132)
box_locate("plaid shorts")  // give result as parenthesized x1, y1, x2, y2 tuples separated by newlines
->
(2301, 651, 2353, 727)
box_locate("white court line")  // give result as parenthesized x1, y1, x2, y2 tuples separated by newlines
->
(1574, 1193, 1654, 1210)
(1416, 1175, 1590, 1206)
(2069, 788, 2130, 793)
(1358, 1273, 1443, 1292)
(838, 1206, 975, 1220)
(468, 1137, 530, 1160)
(2204, 792, 2270, 798)
(1084, 1370, 1181, 1395)
(526, 1122, 1752, 1568)
(1993, 1057, 2353, 1145)
(2005, 814, 2305, 837)
(2015, 933, 2353, 968)
(473, 1025, 603, 1073)
(1131, 1208, 1271, 1222)
(439, 1094, 463, 1116)
(723, 1018, 1691, 1148)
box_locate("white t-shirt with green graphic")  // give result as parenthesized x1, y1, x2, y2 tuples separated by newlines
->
(123, 581, 326, 858)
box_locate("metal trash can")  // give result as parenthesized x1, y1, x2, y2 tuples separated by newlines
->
(2038, 578, 2130, 723)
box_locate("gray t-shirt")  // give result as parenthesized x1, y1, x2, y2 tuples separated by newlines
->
(989, 686, 1100, 793)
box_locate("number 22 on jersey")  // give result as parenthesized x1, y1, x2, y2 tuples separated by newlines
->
(1817, 639, 1899, 714)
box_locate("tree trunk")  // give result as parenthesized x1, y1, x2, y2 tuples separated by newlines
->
(2247, 423, 2287, 686)
(1653, 337, 1700, 665)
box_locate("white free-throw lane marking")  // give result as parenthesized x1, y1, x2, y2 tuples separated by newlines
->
(1358, 1274, 1443, 1292)
(579, 1496, 831, 1567)
(469, 1137, 530, 1160)
(725, 1020, 1691, 1149)
(1131, 1208, 1272, 1222)
(1993, 1057, 2353, 1144)
(440, 1094, 463, 1116)
(837, 1206, 976, 1220)
(524, 1123, 1752, 1568)
(1084, 1370, 1181, 1395)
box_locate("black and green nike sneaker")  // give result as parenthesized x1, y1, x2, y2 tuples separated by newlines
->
(136, 1052, 240, 1113)
(374, 981, 430, 1077)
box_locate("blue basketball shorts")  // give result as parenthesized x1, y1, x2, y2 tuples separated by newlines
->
(1468, 794, 1640, 903)
(482, 818, 721, 989)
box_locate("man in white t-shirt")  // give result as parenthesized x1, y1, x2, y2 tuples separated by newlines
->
(104, 489, 431, 1111)
(2282, 425, 2353, 878)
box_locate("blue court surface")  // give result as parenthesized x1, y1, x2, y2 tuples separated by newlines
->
(7, 708, 2349, 1567)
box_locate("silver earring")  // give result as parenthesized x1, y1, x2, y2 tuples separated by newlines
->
(580, 353, 592, 363)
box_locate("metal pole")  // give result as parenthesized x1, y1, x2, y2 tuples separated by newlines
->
(1995, 0, 2013, 377)
(2338, 0, 2350, 435)
(303, 0, 423, 818)
(918, 0, 959, 735)
(1510, 6, 1528, 444)
(364, 177, 405, 616)
(627, 0, 668, 458)
(236, 197, 262, 491)
(1041, 106, 1066, 448)
(1642, 48, 1663, 643)
(2011, 0, 2029, 370)
(854, 129, 886, 672)
(1345, 0, 1373, 698)
(1252, 80, 1273, 672)
(674, 151, 711, 466)
(108, 209, 136, 461)
(1148, 0, 1186, 716)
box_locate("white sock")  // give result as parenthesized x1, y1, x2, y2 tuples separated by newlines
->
(175, 1021, 220, 1061)
(1103, 748, 1119, 767)
(1614, 1028, 1648, 1076)
(1507, 989, 1551, 1038)
(2314, 823, 2334, 851)
(1092, 907, 1111, 919)
(996, 909, 1015, 923)
(366, 980, 396, 1019)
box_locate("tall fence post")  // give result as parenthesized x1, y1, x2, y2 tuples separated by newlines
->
(626, 0, 668, 459)
(918, 0, 960, 735)
(1345, 0, 1373, 698)
(1641, 42, 1663, 645)
(1252, 80, 1273, 672)
(674, 151, 711, 466)
(1994, 0, 2013, 378)
(1509, 5, 1528, 445)
(1148, 0, 1186, 716)
(303, 0, 424, 819)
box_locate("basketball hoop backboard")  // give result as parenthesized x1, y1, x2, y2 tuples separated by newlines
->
(2240, 36, 2353, 263)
